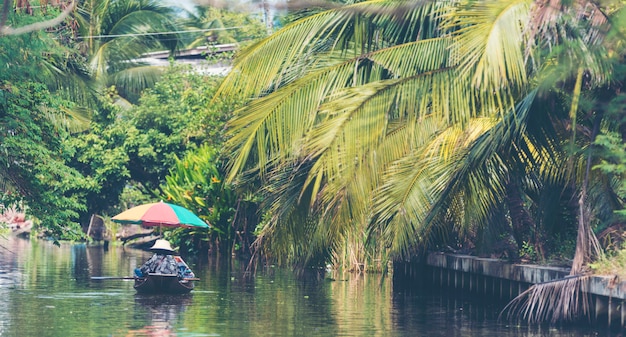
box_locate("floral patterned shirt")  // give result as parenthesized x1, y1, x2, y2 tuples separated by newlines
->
(139, 253, 178, 275)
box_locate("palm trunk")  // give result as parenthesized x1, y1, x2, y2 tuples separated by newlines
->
(502, 71, 605, 324)
(570, 109, 603, 275)
(505, 179, 544, 260)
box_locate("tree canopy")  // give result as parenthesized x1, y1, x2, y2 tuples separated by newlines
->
(0, 3, 93, 240)
(216, 0, 626, 270)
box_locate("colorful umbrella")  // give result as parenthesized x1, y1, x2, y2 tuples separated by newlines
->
(111, 201, 209, 228)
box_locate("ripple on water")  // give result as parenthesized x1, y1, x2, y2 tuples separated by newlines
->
(37, 291, 127, 299)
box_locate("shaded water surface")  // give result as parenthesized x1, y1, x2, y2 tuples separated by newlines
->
(0, 237, 608, 336)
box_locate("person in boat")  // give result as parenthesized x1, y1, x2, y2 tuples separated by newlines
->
(135, 239, 194, 279)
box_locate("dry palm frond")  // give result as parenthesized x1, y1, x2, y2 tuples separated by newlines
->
(528, 0, 609, 47)
(499, 275, 592, 324)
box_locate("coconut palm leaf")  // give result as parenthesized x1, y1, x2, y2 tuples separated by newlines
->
(223, 37, 450, 181)
(42, 105, 92, 134)
(301, 70, 469, 201)
(216, 0, 447, 100)
(444, 0, 531, 89)
(182, 5, 267, 48)
(221, 0, 543, 187)
(109, 64, 166, 101)
(372, 116, 504, 257)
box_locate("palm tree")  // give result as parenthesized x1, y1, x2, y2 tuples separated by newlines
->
(216, 0, 623, 284)
(74, 0, 183, 102)
(5, 0, 183, 106)
(181, 4, 267, 48)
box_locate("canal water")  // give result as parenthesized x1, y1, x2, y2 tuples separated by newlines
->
(0, 237, 610, 336)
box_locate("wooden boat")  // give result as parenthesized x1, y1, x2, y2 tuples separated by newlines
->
(134, 273, 195, 294)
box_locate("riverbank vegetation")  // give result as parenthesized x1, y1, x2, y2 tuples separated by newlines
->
(2, 0, 626, 310)
(0, 0, 266, 252)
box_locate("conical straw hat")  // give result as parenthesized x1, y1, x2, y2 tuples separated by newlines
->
(150, 239, 176, 254)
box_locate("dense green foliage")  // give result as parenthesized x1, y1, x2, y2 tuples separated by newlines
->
(65, 64, 235, 222)
(0, 0, 179, 238)
(3, 0, 626, 281)
(216, 0, 626, 271)
(1, 2, 242, 242)
(161, 145, 237, 255)
(142, 68, 258, 256)
(0, 81, 91, 240)
(64, 97, 130, 225)
(64, 62, 254, 254)
(0, 5, 93, 240)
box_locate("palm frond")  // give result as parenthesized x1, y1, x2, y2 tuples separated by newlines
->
(224, 36, 454, 182)
(43, 105, 92, 134)
(446, 0, 531, 90)
(110, 64, 166, 99)
(301, 66, 479, 206)
(373, 117, 500, 257)
(371, 90, 538, 258)
(221, 0, 622, 276)
(215, 0, 446, 100)
(500, 275, 592, 324)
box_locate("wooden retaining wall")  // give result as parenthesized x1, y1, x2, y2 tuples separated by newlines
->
(393, 253, 626, 329)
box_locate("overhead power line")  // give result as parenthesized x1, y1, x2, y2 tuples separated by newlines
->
(75, 27, 243, 39)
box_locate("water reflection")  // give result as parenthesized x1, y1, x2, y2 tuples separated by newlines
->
(391, 287, 606, 337)
(0, 237, 614, 337)
(0, 238, 26, 336)
(0, 237, 29, 288)
(129, 295, 193, 336)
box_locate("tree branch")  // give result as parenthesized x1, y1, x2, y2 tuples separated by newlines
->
(0, 0, 75, 36)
